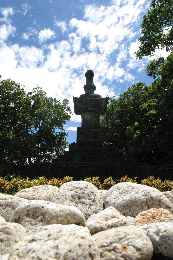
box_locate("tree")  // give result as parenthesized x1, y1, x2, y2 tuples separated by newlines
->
(102, 73, 173, 164)
(0, 78, 71, 164)
(101, 83, 152, 161)
(136, 0, 173, 59)
(101, 0, 173, 164)
(134, 0, 173, 163)
(102, 53, 173, 164)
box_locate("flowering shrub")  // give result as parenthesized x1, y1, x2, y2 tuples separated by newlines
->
(102, 177, 116, 190)
(0, 177, 8, 194)
(84, 176, 102, 189)
(116, 175, 137, 183)
(141, 176, 173, 191)
(0, 175, 172, 195)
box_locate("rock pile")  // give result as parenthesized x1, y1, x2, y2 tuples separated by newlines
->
(1, 181, 173, 260)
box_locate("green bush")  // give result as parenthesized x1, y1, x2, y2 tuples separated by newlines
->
(140, 176, 173, 191)
(0, 175, 172, 195)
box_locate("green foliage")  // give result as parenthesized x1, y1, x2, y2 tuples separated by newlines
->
(0, 78, 71, 165)
(141, 176, 173, 191)
(102, 177, 116, 190)
(0, 175, 172, 195)
(102, 83, 148, 157)
(116, 175, 137, 183)
(102, 66, 173, 164)
(146, 57, 165, 78)
(84, 176, 102, 189)
(136, 0, 173, 59)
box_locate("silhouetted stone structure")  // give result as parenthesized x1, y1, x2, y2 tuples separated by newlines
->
(58, 70, 118, 162)
(74, 70, 108, 145)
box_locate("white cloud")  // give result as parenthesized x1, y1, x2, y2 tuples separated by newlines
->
(0, 45, 17, 69)
(0, 0, 152, 125)
(129, 40, 140, 58)
(0, 7, 16, 43)
(69, 3, 140, 57)
(0, 7, 14, 19)
(149, 48, 171, 60)
(55, 21, 67, 33)
(66, 127, 77, 131)
(22, 3, 31, 16)
(0, 24, 16, 42)
(22, 28, 38, 40)
(38, 28, 55, 42)
(14, 45, 44, 68)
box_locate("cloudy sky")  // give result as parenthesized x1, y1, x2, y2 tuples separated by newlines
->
(0, 0, 160, 145)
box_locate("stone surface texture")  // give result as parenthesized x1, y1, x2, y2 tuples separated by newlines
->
(0, 215, 6, 223)
(1, 254, 10, 260)
(99, 190, 107, 202)
(9, 224, 100, 260)
(86, 206, 128, 234)
(92, 225, 153, 260)
(1, 182, 173, 260)
(131, 208, 173, 225)
(51, 181, 103, 219)
(141, 222, 173, 258)
(15, 185, 59, 201)
(0, 194, 28, 221)
(104, 182, 173, 217)
(163, 190, 173, 204)
(0, 222, 26, 255)
(11, 199, 85, 230)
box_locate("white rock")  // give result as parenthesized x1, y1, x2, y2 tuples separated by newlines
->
(9, 224, 100, 260)
(99, 190, 107, 202)
(162, 190, 173, 204)
(141, 222, 173, 258)
(15, 185, 59, 201)
(11, 199, 85, 231)
(104, 182, 173, 217)
(0, 215, 6, 223)
(0, 222, 26, 255)
(51, 181, 103, 219)
(2, 254, 10, 260)
(0, 194, 28, 221)
(92, 225, 153, 260)
(126, 216, 135, 225)
(131, 208, 173, 225)
(86, 206, 128, 234)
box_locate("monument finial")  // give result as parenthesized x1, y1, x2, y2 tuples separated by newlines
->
(84, 70, 96, 94)
(85, 70, 94, 85)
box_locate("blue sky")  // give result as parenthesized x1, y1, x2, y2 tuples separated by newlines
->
(0, 0, 167, 146)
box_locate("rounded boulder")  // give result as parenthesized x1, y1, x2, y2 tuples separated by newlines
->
(104, 182, 173, 217)
(0, 193, 28, 221)
(11, 199, 85, 231)
(92, 225, 153, 260)
(0, 222, 26, 255)
(86, 206, 128, 234)
(15, 185, 59, 201)
(9, 224, 100, 260)
(141, 222, 173, 258)
(131, 208, 173, 226)
(51, 181, 103, 219)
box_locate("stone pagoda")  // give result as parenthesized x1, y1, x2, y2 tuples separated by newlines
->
(58, 70, 116, 162)
(73, 70, 109, 146)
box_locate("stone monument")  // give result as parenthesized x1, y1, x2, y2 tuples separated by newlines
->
(58, 70, 116, 162)
(73, 70, 109, 146)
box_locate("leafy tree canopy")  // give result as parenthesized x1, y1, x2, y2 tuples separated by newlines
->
(102, 0, 173, 164)
(136, 0, 173, 59)
(0, 78, 71, 165)
(102, 74, 173, 164)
